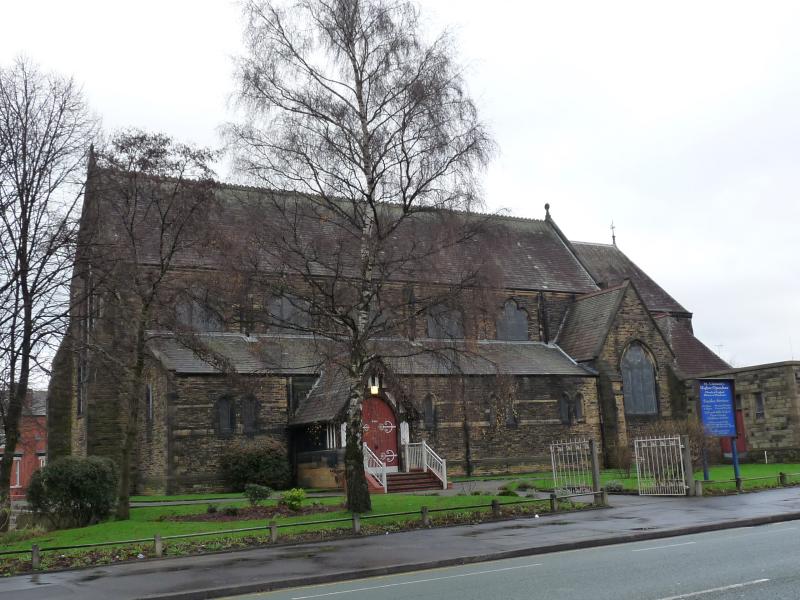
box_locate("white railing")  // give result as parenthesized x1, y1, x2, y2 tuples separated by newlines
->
(403, 441, 447, 489)
(363, 444, 388, 493)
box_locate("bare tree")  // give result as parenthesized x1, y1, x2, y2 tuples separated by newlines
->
(87, 131, 216, 519)
(226, 0, 493, 511)
(0, 58, 97, 530)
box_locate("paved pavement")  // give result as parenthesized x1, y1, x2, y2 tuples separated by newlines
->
(229, 523, 800, 600)
(3, 487, 800, 600)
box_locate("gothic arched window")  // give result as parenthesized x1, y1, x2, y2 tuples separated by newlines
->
(241, 396, 259, 435)
(216, 396, 236, 436)
(423, 394, 437, 429)
(426, 304, 464, 339)
(268, 294, 311, 333)
(621, 342, 658, 415)
(496, 299, 529, 341)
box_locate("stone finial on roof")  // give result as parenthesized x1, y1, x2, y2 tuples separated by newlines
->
(544, 203, 551, 220)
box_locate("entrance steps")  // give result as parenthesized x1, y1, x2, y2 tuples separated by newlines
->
(365, 470, 451, 494)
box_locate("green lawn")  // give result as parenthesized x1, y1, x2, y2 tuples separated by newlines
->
(2, 493, 538, 555)
(454, 463, 800, 494)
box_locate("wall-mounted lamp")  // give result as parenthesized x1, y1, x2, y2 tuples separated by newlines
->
(369, 375, 380, 396)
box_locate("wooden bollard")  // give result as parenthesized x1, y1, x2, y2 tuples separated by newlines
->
(352, 513, 361, 534)
(154, 534, 163, 557)
(421, 506, 430, 527)
(780, 472, 788, 486)
(270, 520, 278, 543)
(31, 544, 40, 569)
(491, 499, 500, 518)
(549, 493, 558, 513)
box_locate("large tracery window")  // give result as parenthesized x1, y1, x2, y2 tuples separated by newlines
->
(496, 299, 529, 341)
(621, 342, 658, 415)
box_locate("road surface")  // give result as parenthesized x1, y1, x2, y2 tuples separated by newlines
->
(227, 523, 799, 600)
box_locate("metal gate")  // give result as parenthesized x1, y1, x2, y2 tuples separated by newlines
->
(634, 436, 686, 496)
(550, 439, 593, 494)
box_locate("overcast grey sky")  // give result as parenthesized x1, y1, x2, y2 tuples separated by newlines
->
(2, 0, 798, 367)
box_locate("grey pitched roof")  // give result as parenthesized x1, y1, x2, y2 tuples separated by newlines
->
(91, 168, 599, 294)
(654, 316, 730, 377)
(148, 333, 324, 375)
(148, 332, 591, 378)
(556, 284, 628, 362)
(571, 242, 690, 315)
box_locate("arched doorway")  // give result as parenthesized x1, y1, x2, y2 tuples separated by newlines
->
(362, 396, 399, 472)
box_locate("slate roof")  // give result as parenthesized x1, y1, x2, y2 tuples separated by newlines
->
(654, 316, 730, 377)
(90, 168, 599, 294)
(571, 242, 689, 315)
(148, 333, 592, 378)
(555, 284, 628, 362)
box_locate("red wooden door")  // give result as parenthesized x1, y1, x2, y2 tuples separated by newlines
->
(362, 396, 399, 469)
(720, 409, 747, 454)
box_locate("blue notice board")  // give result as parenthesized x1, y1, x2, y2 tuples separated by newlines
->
(699, 379, 736, 437)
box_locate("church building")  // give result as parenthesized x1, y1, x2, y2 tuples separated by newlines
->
(46, 169, 730, 494)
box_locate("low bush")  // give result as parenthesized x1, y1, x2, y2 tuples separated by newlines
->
(497, 489, 519, 497)
(605, 480, 625, 493)
(206, 504, 218, 514)
(280, 488, 306, 511)
(516, 482, 533, 491)
(219, 440, 291, 492)
(244, 484, 273, 507)
(27, 456, 118, 528)
(221, 506, 240, 517)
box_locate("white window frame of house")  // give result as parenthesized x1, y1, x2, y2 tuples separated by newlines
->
(326, 423, 337, 449)
(38, 455, 46, 470)
(340, 422, 347, 448)
(11, 457, 21, 488)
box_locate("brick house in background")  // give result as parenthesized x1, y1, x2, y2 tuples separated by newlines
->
(1, 390, 47, 499)
(46, 167, 731, 494)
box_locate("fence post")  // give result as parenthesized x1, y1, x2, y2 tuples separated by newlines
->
(680, 435, 695, 496)
(404, 444, 410, 473)
(154, 534, 163, 557)
(270, 520, 278, 543)
(422, 441, 428, 473)
(593, 490, 607, 507)
(352, 513, 361, 534)
(694, 480, 704, 497)
(735, 477, 743, 493)
(31, 544, 40, 570)
(491, 499, 500, 518)
(549, 493, 558, 513)
(421, 506, 430, 527)
(589, 439, 601, 493)
(780, 472, 787, 486)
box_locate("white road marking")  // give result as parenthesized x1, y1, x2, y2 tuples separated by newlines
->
(655, 578, 770, 600)
(632, 542, 696, 552)
(290, 562, 543, 599)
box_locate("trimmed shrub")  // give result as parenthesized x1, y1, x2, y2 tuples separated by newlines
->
(220, 440, 291, 492)
(280, 488, 306, 511)
(221, 506, 240, 516)
(206, 504, 218, 514)
(497, 489, 519, 497)
(605, 480, 625, 493)
(516, 481, 533, 491)
(27, 456, 118, 528)
(244, 483, 273, 507)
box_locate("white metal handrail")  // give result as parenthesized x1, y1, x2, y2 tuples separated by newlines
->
(403, 441, 447, 489)
(363, 444, 388, 493)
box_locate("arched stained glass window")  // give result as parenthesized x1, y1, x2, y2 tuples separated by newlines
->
(426, 304, 464, 339)
(496, 300, 529, 341)
(621, 342, 658, 415)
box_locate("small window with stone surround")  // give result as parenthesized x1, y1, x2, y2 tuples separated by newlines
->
(216, 396, 236, 436)
(755, 392, 765, 420)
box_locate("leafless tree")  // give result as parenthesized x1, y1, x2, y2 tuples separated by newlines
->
(0, 58, 97, 530)
(87, 131, 216, 519)
(226, 0, 493, 511)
